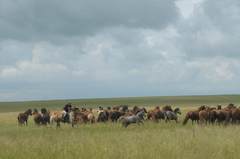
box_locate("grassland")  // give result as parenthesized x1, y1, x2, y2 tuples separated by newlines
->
(0, 95, 240, 159)
(0, 94, 240, 113)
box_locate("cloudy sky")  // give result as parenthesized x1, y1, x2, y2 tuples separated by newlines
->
(0, 0, 240, 101)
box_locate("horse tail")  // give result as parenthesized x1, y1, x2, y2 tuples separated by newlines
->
(183, 113, 189, 125)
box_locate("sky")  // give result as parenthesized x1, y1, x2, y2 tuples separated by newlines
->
(0, 0, 240, 101)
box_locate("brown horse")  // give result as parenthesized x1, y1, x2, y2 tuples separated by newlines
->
(207, 107, 218, 124)
(32, 108, 50, 126)
(71, 108, 88, 127)
(215, 109, 231, 125)
(162, 105, 173, 112)
(32, 109, 42, 125)
(210, 104, 233, 125)
(50, 111, 64, 127)
(199, 109, 209, 124)
(82, 108, 95, 124)
(132, 106, 147, 115)
(183, 106, 207, 125)
(183, 111, 199, 125)
(231, 107, 240, 124)
(17, 109, 32, 126)
(147, 106, 165, 122)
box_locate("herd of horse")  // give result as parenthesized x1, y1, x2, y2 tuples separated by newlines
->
(183, 103, 240, 125)
(17, 103, 240, 128)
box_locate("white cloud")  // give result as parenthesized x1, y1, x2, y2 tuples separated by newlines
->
(176, 0, 205, 19)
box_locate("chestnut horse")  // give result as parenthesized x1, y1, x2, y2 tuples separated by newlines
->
(147, 106, 165, 122)
(183, 106, 208, 125)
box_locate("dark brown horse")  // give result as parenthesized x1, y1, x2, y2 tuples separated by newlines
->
(17, 109, 32, 126)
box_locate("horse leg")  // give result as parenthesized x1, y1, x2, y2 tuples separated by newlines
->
(50, 116, 55, 125)
(72, 121, 75, 128)
(56, 121, 60, 128)
(165, 117, 169, 123)
(175, 118, 178, 123)
(123, 122, 129, 128)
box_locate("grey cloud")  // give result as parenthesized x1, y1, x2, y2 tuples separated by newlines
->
(0, 0, 179, 41)
(1, 0, 240, 101)
(177, 0, 240, 58)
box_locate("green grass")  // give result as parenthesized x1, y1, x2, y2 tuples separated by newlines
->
(1, 112, 240, 159)
(0, 94, 240, 112)
(1, 95, 240, 159)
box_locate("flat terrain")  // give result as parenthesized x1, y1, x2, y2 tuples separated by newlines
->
(0, 95, 240, 159)
(0, 94, 240, 112)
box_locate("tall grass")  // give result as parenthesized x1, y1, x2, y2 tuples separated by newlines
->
(0, 112, 240, 159)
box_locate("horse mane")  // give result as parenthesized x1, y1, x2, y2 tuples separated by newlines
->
(174, 108, 180, 112)
(163, 105, 173, 112)
(133, 106, 139, 111)
(33, 109, 38, 113)
(198, 105, 206, 111)
(41, 108, 47, 114)
(155, 106, 160, 110)
(217, 105, 222, 110)
(226, 103, 236, 110)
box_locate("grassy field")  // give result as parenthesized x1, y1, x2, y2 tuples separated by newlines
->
(0, 94, 240, 113)
(0, 95, 240, 159)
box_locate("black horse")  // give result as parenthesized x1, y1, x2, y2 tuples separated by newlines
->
(97, 110, 109, 122)
(109, 111, 125, 122)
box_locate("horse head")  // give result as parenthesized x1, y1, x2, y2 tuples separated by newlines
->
(41, 108, 48, 114)
(32, 108, 39, 116)
(25, 109, 32, 116)
(174, 108, 181, 115)
(142, 108, 147, 113)
(217, 105, 222, 110)
(136, 110, 146, 120)
(72, 107, 80, 113)
(227, 103, 235, 110)
(198, 105, 206, 111)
